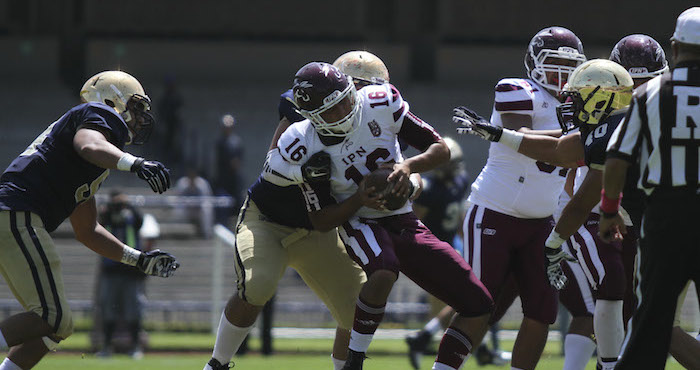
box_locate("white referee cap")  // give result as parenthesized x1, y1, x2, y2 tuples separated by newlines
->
(672, 7, 700, 45)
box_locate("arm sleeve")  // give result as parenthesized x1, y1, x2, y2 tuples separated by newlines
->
(77, 104, 130, 148)
(397, 111, 442, 152)
(261, 148, 304, 186)
(493, 79, 536, 116)
(607, 98, 643, 162)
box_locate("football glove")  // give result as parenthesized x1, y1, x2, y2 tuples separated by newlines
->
(301, 151, 331, 183)
(453, 106, 503, 142)
(131, 159, 171, 194)
(544, 246, 577, 290)
(136, 249, 179, 278)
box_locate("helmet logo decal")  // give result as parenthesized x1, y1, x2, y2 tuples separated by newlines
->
(629, 67, 649, 74)
(323, 90, 341, 105)
(293, 80, 313, 102)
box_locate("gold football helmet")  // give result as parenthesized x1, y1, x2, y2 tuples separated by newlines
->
(333, 51, 389, 87)
(80, 71, 154, 144)
(557, 59, 633, 132)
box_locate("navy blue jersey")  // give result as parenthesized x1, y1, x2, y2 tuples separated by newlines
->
(279, 89, 304, 122)
(580, 112, 645, 226)
(248, 90, 334, 229)
(0, 103, 130, 232)
(414, 172, 470, 243)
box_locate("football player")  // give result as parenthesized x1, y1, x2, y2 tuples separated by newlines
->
(454, 26, 587, 370)
(0, 71, 179, 370)
(266, 62, 494, 370)
(204, 52, 392, 370)
(456, 59, 639, 370)
(611, 33, 700, 370)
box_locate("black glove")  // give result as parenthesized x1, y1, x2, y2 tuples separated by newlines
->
(136, 249, 179, 277)
(131, 158, 171, 194)
(453, 106, 503, 142)
(544, 246, 577, 290)
(301, 151, 331, 183)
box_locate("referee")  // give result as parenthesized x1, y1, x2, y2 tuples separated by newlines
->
(598, 7, 700, 369)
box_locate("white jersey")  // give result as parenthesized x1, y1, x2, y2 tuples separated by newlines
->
(469, 78, 568, 219)
(276, 83, 426, 219)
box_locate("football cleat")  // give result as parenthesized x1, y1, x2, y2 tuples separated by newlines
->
(341, 349, 367, 370)
(204, 358, 233, 370)
(405, 330, 432, 369)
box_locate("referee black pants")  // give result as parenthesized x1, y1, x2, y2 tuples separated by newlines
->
(617, 193, 700, 369)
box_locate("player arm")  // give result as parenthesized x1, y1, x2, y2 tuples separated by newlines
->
(517, 132, 583, 167)
(553, 168, 604, 238)
(70, 197, 135, 262)
(268, 117, 292, 150)
(73, 128, 127, 170)
(307, 182, 382, 232)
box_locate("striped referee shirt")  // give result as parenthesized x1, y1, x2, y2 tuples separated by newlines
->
(607, 61, 700, 195)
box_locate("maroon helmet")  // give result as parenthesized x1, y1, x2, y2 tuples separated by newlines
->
(524, 26, 587, 93)
(610, 34, 669, 80)
(292, 62, 362, 137)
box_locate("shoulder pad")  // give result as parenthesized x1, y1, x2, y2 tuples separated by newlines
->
(494, 78, 536, 113)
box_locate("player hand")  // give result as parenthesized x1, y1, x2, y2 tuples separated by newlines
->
(544, 246, 577, 290)
(302, 151, 331, 183)
(136, 249, 179, 277)
(598, 212, 627, 243)
(384, 162, 412, 199)
(453, 106, 503, 142)
(408, 173, 423, 201)
(357, 179, 386, 210)
(132, 159, 171, 194)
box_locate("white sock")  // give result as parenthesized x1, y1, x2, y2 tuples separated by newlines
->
(0, 330, 7, 350)
(0, 358, 22, 370)
(594, 300, 624, 360)
(563, 334, 596, 370)
(211, 312, 253, 364)
(332, 355, 346, 370)
(432, 363, 456, 370)
(424, 318, 442, 335)
(348, 330, 374, 353)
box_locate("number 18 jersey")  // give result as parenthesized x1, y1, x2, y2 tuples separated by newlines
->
(469, 78, 568, 219)
(277, 83, 430, 219)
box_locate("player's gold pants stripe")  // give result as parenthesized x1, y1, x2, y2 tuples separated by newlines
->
(6, 211, 64, 333)
(24, 212, 63, 333)
(9, 211, 50, 323)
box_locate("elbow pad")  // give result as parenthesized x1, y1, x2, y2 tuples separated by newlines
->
(262, 149, 304, 186)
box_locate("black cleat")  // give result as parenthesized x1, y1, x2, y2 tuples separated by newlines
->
(405, 330, 432, 369)
(206, 358, 233, 370)
(341, 349, 367, 370)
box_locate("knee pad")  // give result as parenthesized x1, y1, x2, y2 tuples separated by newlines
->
(239, 277, 278, 306)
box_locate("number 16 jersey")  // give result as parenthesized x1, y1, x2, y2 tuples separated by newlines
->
(469, 78, 568, 219)
(277, 83, 442, 219)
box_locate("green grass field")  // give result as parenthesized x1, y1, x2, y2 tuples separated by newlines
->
(15, 332, 685, 369)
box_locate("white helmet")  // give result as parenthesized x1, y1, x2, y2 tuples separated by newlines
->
(333, 51, 389, 87)
(443, 137, 463, 162)
(80, 71, 154, 144)
(556, 59, 633, 132)
(434, 137, 465, 179)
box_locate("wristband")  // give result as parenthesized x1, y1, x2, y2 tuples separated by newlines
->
(121, 245, 142, 266)
(600, 189, 622, 214)
(117, 153, 139, 171)
(499, 129, 524, 151)
(409, 175, 421, 199)
(545, 230, 565, 249)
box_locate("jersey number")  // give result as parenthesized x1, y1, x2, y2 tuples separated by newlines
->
(344, 148, 391, 184)
(536, 161, 568, 177)
(368, 91, 389, 108)
(20, 121, 58, 157)
(585, 123, 608, 146)
(74, 170, 110, 203)
(284, 138, 307, 161)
